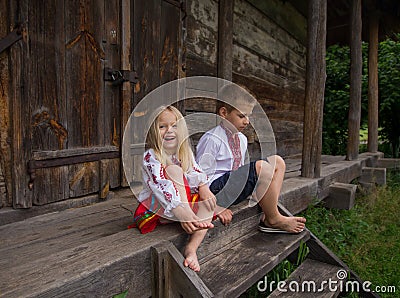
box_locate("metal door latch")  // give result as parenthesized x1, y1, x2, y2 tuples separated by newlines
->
(104, 68, 138, 85)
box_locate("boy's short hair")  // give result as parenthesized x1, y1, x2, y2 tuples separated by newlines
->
(216, 83, 257, 114)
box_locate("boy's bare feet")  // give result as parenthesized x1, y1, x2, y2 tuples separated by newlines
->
(264, 215, 306, 233)
(184, 249, 200, 272)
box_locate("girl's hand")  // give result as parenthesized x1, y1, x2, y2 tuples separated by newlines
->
(180, 220, 214, 234)
(198, 184, 217, 212)
(172, 205, 214, 234)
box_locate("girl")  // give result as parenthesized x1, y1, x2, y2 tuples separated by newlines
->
(131, 105, 216, 272)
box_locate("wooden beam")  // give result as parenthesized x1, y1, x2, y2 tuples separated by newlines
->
(151, 241, 213, 298)
(346, 0, 363, 160)
(367, 13, 379, 153)
(325, 182, 357, 210)
(301, 0, 327, 178)
(217, 0, 233, 80)
(121, 0, 131, 187)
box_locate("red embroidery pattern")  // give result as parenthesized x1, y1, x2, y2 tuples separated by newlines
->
(220, 123, 242, 171)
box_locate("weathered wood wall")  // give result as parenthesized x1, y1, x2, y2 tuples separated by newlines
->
(0, 0, 12, 208)
(1, 0, 307, 208)
(186, 0, 307, 157)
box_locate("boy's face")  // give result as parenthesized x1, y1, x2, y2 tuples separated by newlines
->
(220, 104, 253, 132)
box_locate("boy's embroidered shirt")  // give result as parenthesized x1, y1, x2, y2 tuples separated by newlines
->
(196, 124, 247, 183)
(138, 149, 208, 217)
(220, 122, 242, 170)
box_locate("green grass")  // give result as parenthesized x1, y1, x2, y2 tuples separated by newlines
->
(242, 169, 399, 298)
(301, 169, 400, 298)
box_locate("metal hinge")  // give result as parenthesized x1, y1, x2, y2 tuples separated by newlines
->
(104, 68, 138, 86)
(0, 23, 25, 54)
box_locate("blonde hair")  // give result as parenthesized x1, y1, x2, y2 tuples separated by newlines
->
(216, 83, 257, 114)
(146, 105, 194, 172)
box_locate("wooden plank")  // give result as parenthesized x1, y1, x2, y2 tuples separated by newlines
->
(377, 158, 400, 169)
(65, 0, 104, 148)
(346, 0, 362, 160)
(232, 45, 305, 93)
(0, 214, 131, 270)
(104, 0, 121, 150)
(121, 0, 132, 187)
(133, 0, 161, 105)
(359, 167, 386, 186)
(198, 231, 310, 297)
(367, 11, 379, 153)
(10, 0, 32, 208)
(301, 0, 327, 178)
(33, 166, 69, 205)
(69, 161, 100, 197)
(151, 241, 213, 297)
(160, 0, 180, 84)
(233, 1, 305, 77)
(0, 202, 131, 250)
(217, 0, 233, 80)
(246, 0, 307, 45)
(268, 259, 342, 297)
(185, 0, 218, 75)
(32, 146, 119, 160)
(234, 0, 306, 58)
(325, 183, 356, 210)
(0, 0, 12, 207)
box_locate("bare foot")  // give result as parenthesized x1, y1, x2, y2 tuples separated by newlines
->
(265, 216, 306, 233)
(184, 249, 200, 272)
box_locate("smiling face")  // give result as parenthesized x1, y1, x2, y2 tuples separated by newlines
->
(157, 109, 179, 154)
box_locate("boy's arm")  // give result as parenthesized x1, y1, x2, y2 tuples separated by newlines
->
(196, 133, 219, 175)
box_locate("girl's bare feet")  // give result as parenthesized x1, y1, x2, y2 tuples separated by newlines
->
(184, 249, 200, 272)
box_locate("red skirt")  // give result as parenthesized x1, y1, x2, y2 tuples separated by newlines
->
(129, 176, 199, 234)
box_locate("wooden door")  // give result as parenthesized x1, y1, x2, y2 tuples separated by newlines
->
(9, 0, 122, 208)
(127, 0, 186, 186)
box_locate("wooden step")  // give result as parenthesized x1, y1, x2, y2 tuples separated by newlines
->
(268, 258, 343, 297)
(0, 193, 262, 297)
(197, 230, 310, 297)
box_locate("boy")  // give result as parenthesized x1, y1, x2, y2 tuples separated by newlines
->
(196, 84, 306, 233)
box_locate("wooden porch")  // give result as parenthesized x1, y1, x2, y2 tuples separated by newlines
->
(0, 152, 387, 297)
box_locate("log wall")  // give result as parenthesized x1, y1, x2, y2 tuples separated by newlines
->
(186, 0, 307, 157)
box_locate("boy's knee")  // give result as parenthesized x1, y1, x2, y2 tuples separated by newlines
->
(255, 160, 273, 178)
(274, 155, 286, 171)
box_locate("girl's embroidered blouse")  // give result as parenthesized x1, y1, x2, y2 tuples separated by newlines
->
(137, 149, 208, 217)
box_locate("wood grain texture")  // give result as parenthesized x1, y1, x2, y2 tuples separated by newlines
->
(347, 0, 363, 160)
(198, 231, 310, 297)
(301, 0, 327, 178)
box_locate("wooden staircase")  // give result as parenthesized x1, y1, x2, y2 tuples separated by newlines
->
(150, 205, 379, 298)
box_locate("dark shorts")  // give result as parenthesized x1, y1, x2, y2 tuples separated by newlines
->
(209, 161, 258, 208)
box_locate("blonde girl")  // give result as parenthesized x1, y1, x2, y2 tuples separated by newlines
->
(132, 105, 216, 271)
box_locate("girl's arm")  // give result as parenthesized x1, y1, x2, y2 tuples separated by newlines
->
(142, 150, 185, 218)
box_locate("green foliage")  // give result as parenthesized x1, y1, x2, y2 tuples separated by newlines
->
(113, 290, 128, 298)
(323, 35, 400, 157)
(300, 170, 400, 298)
(378, 33, 400, 157)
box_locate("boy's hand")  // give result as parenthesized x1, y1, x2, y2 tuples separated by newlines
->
(215, 206, 233, 225)
(198, 184, 217, 212)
